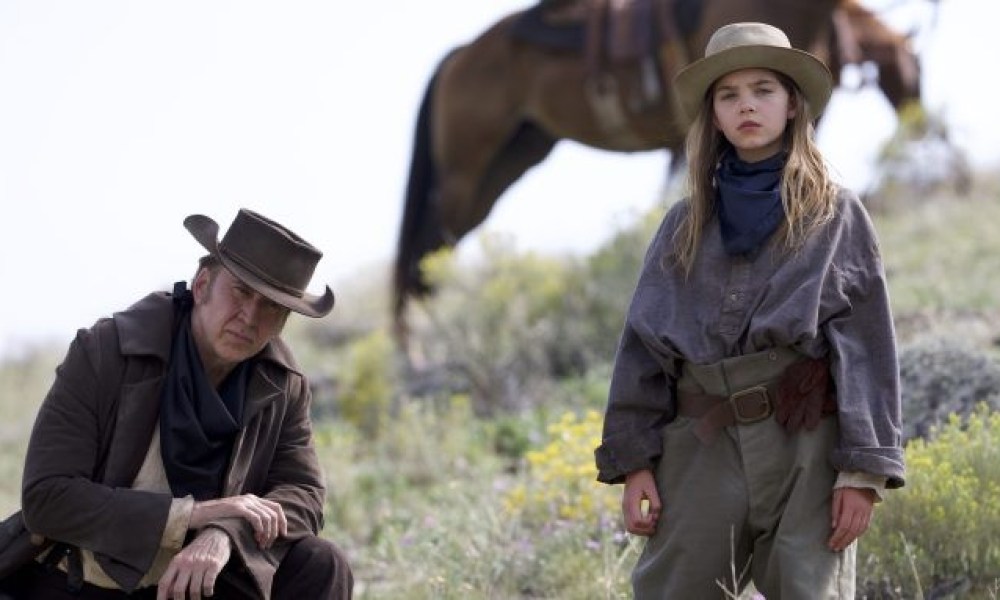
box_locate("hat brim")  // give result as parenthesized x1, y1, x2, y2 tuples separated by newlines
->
(674, 45, 833, 126)
(184, 214, 335, 318)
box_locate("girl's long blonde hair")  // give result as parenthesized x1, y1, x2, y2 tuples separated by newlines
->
(668, 71, 838, 275)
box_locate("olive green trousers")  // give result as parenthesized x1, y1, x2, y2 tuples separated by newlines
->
(632, 350, 855, 599)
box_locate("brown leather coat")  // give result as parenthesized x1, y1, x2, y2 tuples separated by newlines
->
(20, 291, 325, 598)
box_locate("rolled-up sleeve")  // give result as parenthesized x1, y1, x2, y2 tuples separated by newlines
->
(825, 235, 905, 488)
(595, 318, 676, 484)
(595, 211, 684, 485)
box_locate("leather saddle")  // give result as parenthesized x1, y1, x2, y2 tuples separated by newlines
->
(510, 0, 702, 65)
(511, 0, 702, 126)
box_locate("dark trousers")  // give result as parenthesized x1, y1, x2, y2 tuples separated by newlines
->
(0, 535, 352, 599)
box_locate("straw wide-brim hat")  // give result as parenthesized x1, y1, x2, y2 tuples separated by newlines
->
(185, 209, 335, 318)
(674, 22, 834, 124)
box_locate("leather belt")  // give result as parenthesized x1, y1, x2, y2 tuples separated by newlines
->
(676, 357, 836, 444)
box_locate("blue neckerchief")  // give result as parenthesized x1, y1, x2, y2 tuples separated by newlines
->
(716, 149, 786, 256)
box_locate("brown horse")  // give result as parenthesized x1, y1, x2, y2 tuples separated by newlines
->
(393, 0, 921, 337)
(816, 0, 921, 108)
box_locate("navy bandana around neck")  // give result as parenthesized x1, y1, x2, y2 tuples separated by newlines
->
(159, 288, 251, 501)
(715, 149, 787, 256)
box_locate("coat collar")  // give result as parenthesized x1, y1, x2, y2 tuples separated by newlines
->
(100, 289, 303, 487)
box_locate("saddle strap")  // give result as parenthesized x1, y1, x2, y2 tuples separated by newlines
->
(584, 0, 608, 81)
(654, 0, 689, 83)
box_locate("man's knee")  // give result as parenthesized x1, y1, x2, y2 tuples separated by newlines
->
(290, 536, 351, 571)
(279, 535, 354, 598)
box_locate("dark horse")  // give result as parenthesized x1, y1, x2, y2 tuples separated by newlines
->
(815, 0, 922, 106)
(393, 0, 922, 338)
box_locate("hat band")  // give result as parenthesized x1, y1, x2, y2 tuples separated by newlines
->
(220, 244, 304, 298)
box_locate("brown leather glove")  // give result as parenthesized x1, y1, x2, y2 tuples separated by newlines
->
(774, 358, 836, 433)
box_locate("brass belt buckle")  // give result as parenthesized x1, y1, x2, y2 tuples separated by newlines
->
(729, 386, 773, 424)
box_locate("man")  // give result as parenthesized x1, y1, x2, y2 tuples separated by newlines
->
(0, 209, 352, 599)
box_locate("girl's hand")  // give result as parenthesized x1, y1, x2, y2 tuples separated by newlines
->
(622, 469, 662, 536)
(828, 487, 876, 551)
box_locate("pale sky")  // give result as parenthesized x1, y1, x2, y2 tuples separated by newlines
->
(1, 0, 997, 358)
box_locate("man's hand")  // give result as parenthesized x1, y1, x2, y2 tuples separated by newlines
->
(157, 527, 231, 600)
(189, 494, 287, 549)
(622, 469, 662, 537)
(828, 487, 876, 552)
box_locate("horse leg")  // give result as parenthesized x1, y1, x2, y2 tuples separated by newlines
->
(472, 121, 558, 229)
(434, 134, 517, 252)
(431, 40, 546, 250)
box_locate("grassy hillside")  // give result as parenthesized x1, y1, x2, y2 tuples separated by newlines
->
(1, 169, 998, 597)
(875, 175, 1000, 348)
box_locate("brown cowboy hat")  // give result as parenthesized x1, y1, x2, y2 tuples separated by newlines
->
(184, 208, 335, 318)
(674, 22, 834, 124)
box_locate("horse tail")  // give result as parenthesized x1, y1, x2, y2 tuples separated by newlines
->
(393, 49, 456, 338)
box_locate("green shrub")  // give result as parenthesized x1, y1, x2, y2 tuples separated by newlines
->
(869, 104, 971, 208)
(899, 340, 1000, 441)
(504, 410, 619, 526)
(860, 404, 1000, 597)
(336, 330, 396, 436)
(406, 208, 661, 416)
(413, 238, 601, 412)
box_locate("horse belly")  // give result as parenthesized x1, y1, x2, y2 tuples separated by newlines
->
(520, 51, 682, 152)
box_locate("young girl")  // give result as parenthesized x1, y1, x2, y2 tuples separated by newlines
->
(595, 22, 905, 599)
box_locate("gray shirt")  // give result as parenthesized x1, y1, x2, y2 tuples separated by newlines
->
(595, 187, 905, 487)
